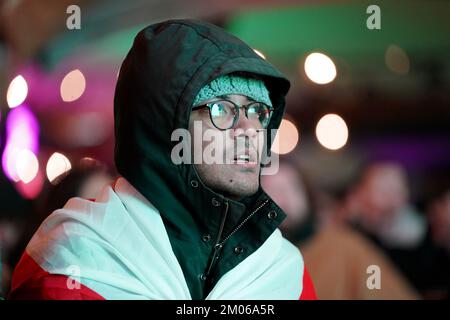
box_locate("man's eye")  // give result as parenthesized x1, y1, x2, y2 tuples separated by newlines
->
(248, 105, 264, 117)
(247, 105, 258, 115)
(211, 103, 228, 117)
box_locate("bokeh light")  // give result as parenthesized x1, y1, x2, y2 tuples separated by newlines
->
(1, 105, 40, 181)
(7, 75, 28, 108)
(304, 52, 337, 84)
(315, 114, 348, 150)
(16, 149, 39, 183)
(271, 119, 300, 155)
(46, 152, 72, 183)
(60, 69, 86, 102)
(385, 44, 410, 75)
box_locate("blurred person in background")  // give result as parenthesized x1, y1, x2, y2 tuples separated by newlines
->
(418, 179, 450, 299)
(345, 161, 448, 298)
(262, 159, 419, 299)
(349, 162, 427, 249)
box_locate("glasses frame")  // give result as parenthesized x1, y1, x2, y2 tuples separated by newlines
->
(191, 98, 274, 130)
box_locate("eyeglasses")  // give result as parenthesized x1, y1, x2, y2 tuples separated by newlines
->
(191, 99, 273, 130)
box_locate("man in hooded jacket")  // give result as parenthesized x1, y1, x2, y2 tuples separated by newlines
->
(9, 19, 316, 300)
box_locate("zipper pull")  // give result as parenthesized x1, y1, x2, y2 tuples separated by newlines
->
(204, 243, 223, 277)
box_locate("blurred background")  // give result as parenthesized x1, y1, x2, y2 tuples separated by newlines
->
(0, 0, 449, 299)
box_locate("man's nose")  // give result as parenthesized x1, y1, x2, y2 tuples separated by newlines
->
(231, 107, 258, 138)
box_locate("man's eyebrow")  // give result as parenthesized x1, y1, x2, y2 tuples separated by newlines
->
(219, 94, 232, 100)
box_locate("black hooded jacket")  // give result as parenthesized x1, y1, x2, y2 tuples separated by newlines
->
(114, 19, 291, 300)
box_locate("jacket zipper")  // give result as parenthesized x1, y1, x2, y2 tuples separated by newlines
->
(204, 200, 229, 278)
(219, 198, 269, 245)
(203, 198, 269, 278)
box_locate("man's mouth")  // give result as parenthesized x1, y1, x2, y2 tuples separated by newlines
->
(232, 151, 258, 167)
(234, 154, 251, 163)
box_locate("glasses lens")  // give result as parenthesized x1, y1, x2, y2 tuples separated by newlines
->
(247, 103, 272, 129)
(209, 100, 236, 129)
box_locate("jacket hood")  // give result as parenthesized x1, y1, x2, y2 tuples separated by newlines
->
(114, 19, 291, 299)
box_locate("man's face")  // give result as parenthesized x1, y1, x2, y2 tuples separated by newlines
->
(188, 94, 265, 200)
(359, 164, 409, 226)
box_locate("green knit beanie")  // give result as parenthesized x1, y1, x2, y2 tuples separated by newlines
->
(193, 74, 272, 107)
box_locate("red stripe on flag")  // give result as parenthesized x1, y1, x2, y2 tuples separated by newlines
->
(299, 267, 317, 300)
(9, 251, 105, 300)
